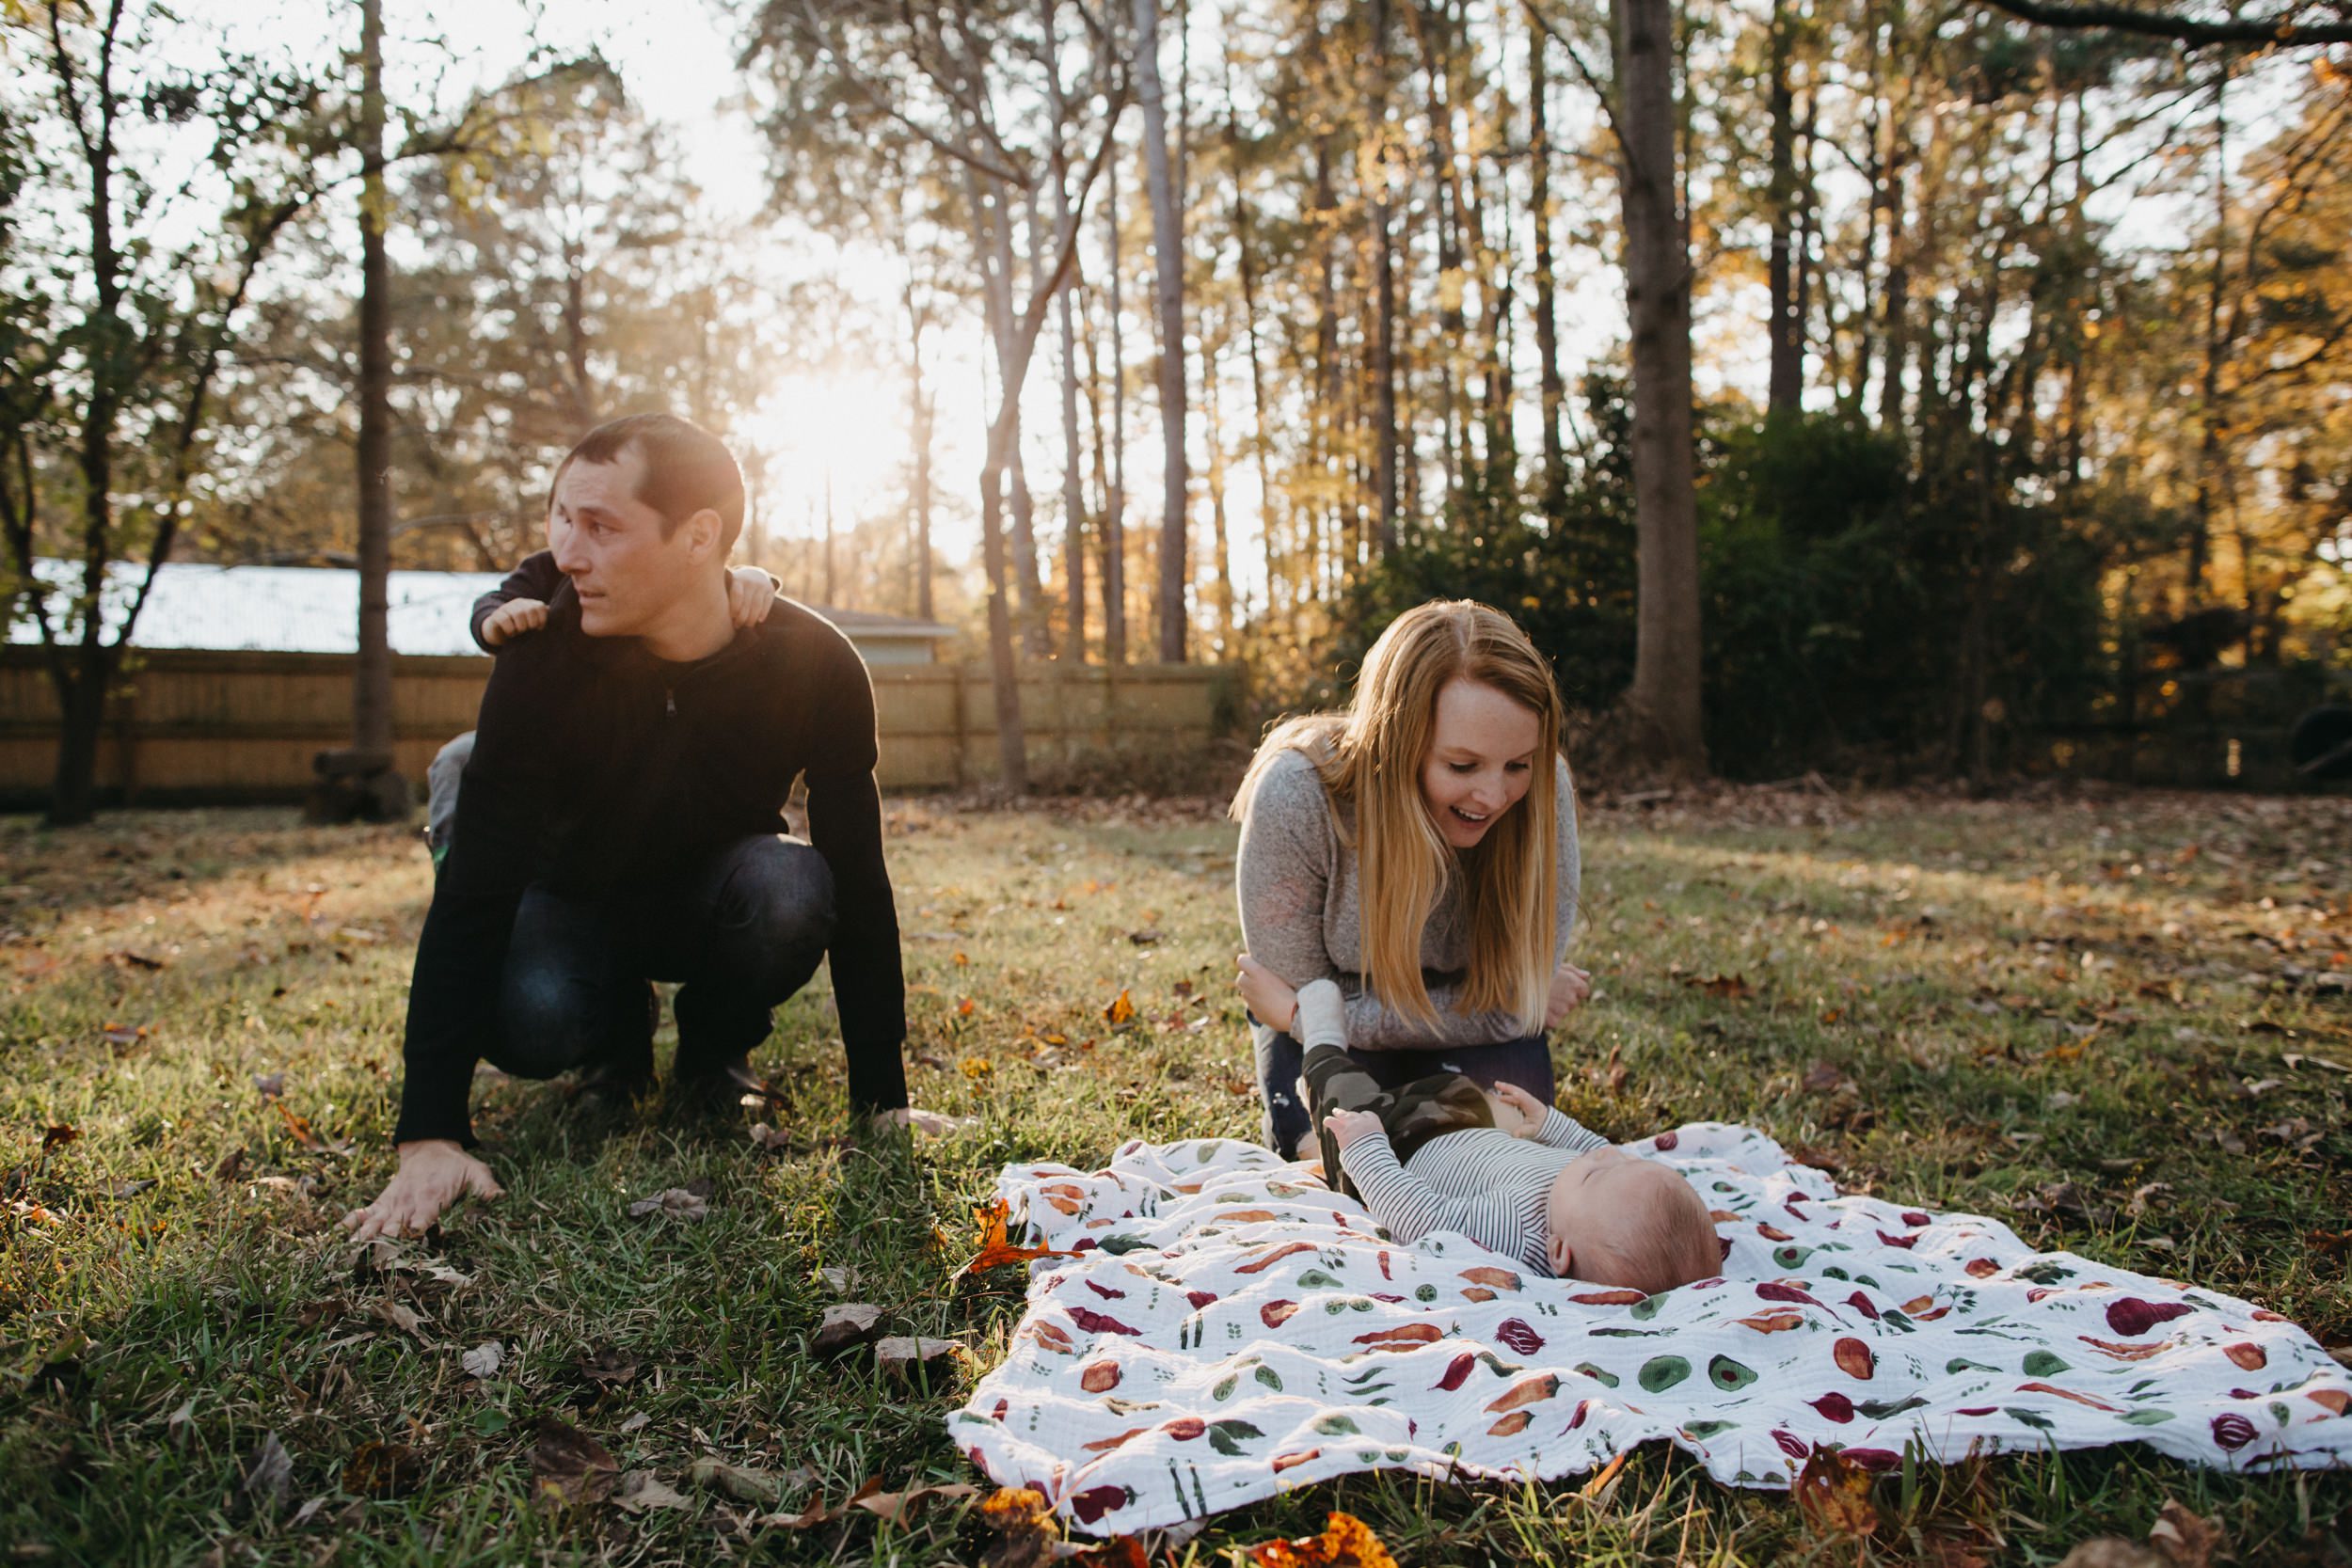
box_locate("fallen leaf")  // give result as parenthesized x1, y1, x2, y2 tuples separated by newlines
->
(461, 1340, 503, 1379)
(688, 1456, 809, 1506)
(951, 1198, 1082, 1282)
(617, 1412, 650, 1433)
(110, 949, 167, 971)
(371, 1299, 430, 1339)
(812, 1303, 884, 1358)
(612, 1470, 689, 1514)
(239, 1432, 293, 1518)
(627, 1187, 708, 1222)
(1103, 990, 1138, 1028)
(876, 1337, 968, 1381)
(1801, 1061, 1852, 1094)
(850, 1481, 978, 1525)
(531, 1419, 617, 1505)
(976, 1485, 1058, 1568)
(1127, 929, 1164, 945)
(574, 1348, 641, 1386)
(818, 1265, 857, 1293)
(342, 1440, 424, 1498)
(1793, 1445, 1875, 1539)
(166, 1399, 196, 1448)
(1243, 1510, 1400, 1567)
(2146, 1499, 2225, 1568)
(252, 1072, 285, 1100)
(1684, 973, 1755, 1000)
(40, 1125, 77, 1156)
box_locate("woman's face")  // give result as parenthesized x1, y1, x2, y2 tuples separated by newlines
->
(1420, 677, 1541, 849)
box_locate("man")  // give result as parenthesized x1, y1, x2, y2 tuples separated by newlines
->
(345, 414, 922, 1241)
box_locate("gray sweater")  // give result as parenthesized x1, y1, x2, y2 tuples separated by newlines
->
(1234, 745, 1581, 1050)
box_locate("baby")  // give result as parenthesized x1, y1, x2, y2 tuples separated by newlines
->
(1295, 980, 1720, 1295)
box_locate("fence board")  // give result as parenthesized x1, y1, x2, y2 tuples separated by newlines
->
(0, 648, 1240, 807)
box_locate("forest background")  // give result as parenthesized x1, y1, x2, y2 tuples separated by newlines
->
(4, 0, 2350, 821)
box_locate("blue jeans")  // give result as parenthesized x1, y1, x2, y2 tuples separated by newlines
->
(1255, 1025, 1554, 1156)
(493, 834, 835, 1082)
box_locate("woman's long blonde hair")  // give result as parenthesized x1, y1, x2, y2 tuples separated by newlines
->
(1234, 600, 1567, 1032)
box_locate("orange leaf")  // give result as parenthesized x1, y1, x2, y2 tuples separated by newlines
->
(1245, 1510, 1401, 1568)
(953, 1199, 1080, 1283)
(1793, 1446, 1876, 1539)
(1103, 990, 1138, 1027)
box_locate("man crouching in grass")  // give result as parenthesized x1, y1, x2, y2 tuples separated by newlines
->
(346, 413, 936, 1242)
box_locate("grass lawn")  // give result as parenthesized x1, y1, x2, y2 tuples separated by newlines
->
(2, 785, 2347, 1565)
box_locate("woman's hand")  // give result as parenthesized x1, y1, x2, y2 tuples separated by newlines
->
(1544, 962, 1593, 1029)
(1324, 1107, 1383, 1150)
(1488, 1081, 1551, 1137)
(342, 1140, 503, 1242)
(1235, 954, 1299, 1035)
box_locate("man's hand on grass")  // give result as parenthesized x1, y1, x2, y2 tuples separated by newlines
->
(480, 597, 548, 648)
(342, 1140, 502, 1242)
(1235, 954, 1299, 1035)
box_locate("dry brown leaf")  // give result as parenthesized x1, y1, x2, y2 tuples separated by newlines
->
(850, 1480, 978, 1525)
(627, 1186, 709, 1222)
(531, 1418, 617, 1505)
(239, 1431, 293, 1518)
(1244, 1510, 1400, 1567)
(1103, 989, 1138, 1028)
(688, 1455, 809, 1505)
(460, 1340, 503, 1379)
(342, 1440, 424, 1498)
(812, 1303, 884, 1358)
(612, 1470, 689, 1513)
(876, 1337, 968, 1382)
(574, 1347, 641, 1386)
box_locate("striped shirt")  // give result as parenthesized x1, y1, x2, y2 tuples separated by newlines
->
(1336, 1111, 1609, 1275)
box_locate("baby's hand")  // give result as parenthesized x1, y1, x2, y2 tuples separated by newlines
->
(1324, 1108, 1383, 1149)
(1235, 954, 1299, 1035)
(481, 596, 548, 647)
(1489, 1082, 1550, 1136)
(727, 566, 778, 627)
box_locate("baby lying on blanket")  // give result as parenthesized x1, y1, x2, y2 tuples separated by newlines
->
(1294, 980, 1718, 1295)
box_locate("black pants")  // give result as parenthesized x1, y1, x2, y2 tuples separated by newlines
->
(493, 834, 835, 1083)
(1256, 1024, 1552, 1157)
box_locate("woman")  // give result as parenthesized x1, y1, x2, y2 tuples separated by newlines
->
(1232, 600, 1590, 1157)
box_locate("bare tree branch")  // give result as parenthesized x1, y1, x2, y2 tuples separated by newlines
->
(1975, 0, 2352, 48)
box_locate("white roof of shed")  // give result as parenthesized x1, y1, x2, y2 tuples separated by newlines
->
(10, 561, 948, 657)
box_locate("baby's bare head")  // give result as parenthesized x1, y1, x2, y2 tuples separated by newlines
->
(1544, 1148, 1721, 1295)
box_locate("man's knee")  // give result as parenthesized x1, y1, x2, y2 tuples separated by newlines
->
(495, 963, 604, 1079)
(716, 837, 835, 983)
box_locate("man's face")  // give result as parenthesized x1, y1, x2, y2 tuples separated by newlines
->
(548, 445, 703, 640)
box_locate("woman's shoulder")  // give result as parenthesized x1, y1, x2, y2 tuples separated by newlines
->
(1241, 743, 1337, 825)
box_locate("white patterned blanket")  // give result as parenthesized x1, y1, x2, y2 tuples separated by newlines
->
(949, 1125, 2352, 1534)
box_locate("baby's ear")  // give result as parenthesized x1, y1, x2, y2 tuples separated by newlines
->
(1547, 1233, 1572, 1276)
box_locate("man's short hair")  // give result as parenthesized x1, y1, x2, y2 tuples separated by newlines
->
(551, 413, 744, 554)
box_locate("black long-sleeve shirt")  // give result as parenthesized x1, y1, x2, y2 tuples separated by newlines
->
(395, 573, 909, 1144)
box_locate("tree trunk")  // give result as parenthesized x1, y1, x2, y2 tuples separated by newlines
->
(905, 286, 935, 622)
(1223, 57, 1281, 616)
(1614, 0, 1708, 777)
(977, 455, 1029, 791)
(1365, 0, 1399, 553)
(1527, 0, 1567, 518)
(1133, 0, 1189, 661)
(1104, 152, 1129, 666)
(1765, 0, 1801, 417)
(48, 659, 107, 827)
(1047, 36, 1088, 661)
(348, 0, 404, 818)
(1203, 327, 1233, 655)
(1007, 188, 1048, 657)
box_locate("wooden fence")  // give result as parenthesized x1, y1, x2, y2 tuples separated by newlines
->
(0, 647, 1245, 807)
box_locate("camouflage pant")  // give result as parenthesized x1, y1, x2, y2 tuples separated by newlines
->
(1304, 1044, 1498, 1202)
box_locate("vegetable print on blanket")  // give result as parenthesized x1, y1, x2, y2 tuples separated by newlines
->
(950, 1124, 2352, 1534)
